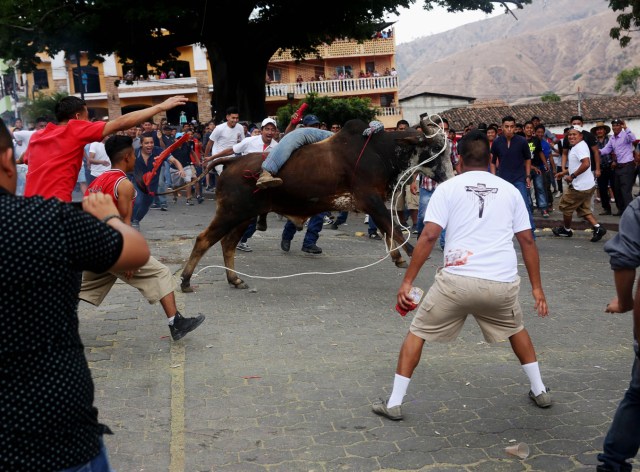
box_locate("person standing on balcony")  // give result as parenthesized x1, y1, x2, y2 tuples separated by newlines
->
(24, 95, 187, 202)
(204, 106, 244, 175)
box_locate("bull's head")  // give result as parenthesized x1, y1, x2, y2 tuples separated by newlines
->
(415, 118, 455, 183)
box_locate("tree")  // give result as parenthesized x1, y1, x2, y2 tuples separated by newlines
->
(0, 1, 530, 122)
(540, 91, 560, 102)
(615, 67, 640, 94)
(20, 91, 68, 123)
(608, 0, 640, 47)
(276, 94, 377, 131)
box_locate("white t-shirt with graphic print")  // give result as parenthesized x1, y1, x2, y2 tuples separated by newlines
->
(425, 170, 531, 283)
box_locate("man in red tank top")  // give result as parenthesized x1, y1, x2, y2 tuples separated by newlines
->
(80, 135, 205, 341)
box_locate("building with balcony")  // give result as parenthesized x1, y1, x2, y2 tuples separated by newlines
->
(17, 34, 402, 128)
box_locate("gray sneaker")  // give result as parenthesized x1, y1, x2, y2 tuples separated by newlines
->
(529, 388, 552, 408)
(372, 398, 403, 420)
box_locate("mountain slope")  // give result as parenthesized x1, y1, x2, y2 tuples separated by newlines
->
(396, 0, 640, 102)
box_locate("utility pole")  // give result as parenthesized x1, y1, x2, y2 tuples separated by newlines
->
(76, 52, 84, 100)
(577, 87, 582, 116)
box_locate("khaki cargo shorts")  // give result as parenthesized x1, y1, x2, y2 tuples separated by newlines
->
(79, 256, 175, 306)
(410, 269, 524, 343)
(558, 185, 595, 218)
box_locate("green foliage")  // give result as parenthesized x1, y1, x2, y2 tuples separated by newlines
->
(572, 73, 583, 81)
(540, 91, 560, 103)
(276, 94, 377, 130)
(0, 1, 534, 119)
(608, 0, 640, 47)
(615, 66, 640, 94)
(20, 91, 68, 123)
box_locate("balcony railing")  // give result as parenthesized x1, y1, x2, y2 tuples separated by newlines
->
(271, 37, 395, 62)
(265, 76, 398, 98)
(376, 106, 402, 117)
(117, 76, 197, 90)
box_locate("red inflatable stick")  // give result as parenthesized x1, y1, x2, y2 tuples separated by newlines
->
(137, 132, 191, 195)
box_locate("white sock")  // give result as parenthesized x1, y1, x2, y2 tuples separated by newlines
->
(387, 374, 411, 408)
(522, 362, 546, 395)
(167, 316, 175, 326)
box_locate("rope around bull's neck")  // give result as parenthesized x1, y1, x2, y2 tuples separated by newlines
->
(192, 115, 447, 281)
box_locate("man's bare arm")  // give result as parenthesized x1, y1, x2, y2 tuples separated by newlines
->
(515, 229, 548, 317)
(103, 96, 188, 137)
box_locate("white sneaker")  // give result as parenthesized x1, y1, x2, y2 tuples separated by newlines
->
(236, 242, 252, 252)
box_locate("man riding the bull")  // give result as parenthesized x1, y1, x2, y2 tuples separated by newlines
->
(256, 112, 333, 189)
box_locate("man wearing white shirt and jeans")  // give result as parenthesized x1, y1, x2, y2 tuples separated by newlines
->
(552, 125, 607, 242)
(372, 130, 551, 421)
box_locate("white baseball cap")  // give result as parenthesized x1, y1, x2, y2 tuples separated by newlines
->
(261, 118, 277, 128)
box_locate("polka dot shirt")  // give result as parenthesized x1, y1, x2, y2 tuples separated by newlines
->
(0, 188, 123, 471)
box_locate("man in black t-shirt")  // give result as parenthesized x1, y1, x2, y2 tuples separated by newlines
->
(171, 133, 203, 205)
(524, 121, 549, 217)
(0, 118, 150, 471)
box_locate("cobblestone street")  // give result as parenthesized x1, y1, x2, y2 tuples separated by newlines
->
(79, 200, 636, 471)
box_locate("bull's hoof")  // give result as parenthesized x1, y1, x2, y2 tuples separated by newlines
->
(181, 283, 194, 293)
(395, 260, 409, 269)
(230, 279, 249, 289)
(256, 221, 267, 231)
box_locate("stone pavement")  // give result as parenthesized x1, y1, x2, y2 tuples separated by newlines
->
(78, 197, 638, 472)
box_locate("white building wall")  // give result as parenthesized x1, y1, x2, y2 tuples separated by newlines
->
(400, 95, 473, 126)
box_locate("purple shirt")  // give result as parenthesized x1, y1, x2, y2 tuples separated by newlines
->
(600, 128, 637, 164)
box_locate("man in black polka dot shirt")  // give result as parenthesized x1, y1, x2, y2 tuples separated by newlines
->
(0, 118, 150, 471)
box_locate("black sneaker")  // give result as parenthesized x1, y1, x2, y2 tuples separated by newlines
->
(552, 226, 573, 237)
(196, 195, 204, 204)
(591, 226, 607, 242)
(281, 239, 291, 252)
(185, 199, 194, 206)
(369, 233, 382, 240)
(301, 244, 322, 254)
(329, 223, 339, 230)
(169, 312, 205, 341)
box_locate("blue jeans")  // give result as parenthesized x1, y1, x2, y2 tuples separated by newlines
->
(334, 211, 349, 226)
(132, 179, 154, 223)
(153, 162, 168, 207)
(597, 342, 640, 472)
(262, 128, 333, 174)
(531, 170, 548, 212)
(59, 437, 113, 472)
(240, 218, 257, 243)
(512, 179, 536, 234)
(417, 187, 445, 247)
(282, 213, 325, 248)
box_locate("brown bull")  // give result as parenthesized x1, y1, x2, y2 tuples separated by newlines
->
(180, 118, 453, 291)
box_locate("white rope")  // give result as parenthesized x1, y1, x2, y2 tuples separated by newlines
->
(193, 116, 448, 281)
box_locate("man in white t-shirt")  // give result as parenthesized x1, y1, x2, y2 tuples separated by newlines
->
(372, 130, 551, 421)
(88, 137, 111, 183)
(552, 125, 607, 242)
(204, 106, 244, 175)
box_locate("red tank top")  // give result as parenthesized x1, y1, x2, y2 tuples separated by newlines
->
(85, 169, 136, 209)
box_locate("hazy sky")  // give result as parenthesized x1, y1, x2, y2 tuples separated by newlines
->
(389, 3, 504, 44)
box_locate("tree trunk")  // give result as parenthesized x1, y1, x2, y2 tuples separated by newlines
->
(206, 42, 274, 124)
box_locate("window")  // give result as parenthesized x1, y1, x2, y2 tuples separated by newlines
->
(335, 65, 353, 78)
(72, 66, 100, 94)
(380, 93, 395, 107)
(33, 69, 49, 91)
(365, 61, 375, 73)
(267, 68, 281, 82)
